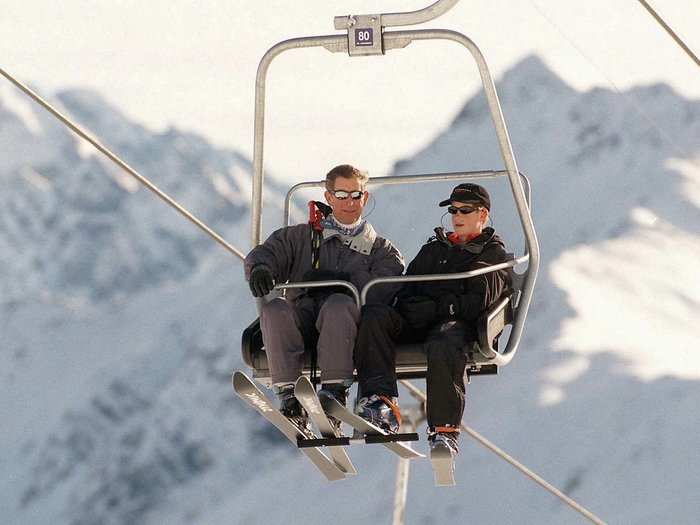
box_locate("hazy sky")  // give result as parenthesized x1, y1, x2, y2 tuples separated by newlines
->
(2, 1, 698, 178)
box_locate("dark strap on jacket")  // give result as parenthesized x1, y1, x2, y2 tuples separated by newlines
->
(307, 201, 332, 385)
(308, 201, 332, 270)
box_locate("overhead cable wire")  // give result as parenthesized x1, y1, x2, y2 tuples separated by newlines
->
(399, 380, 607, 525)
(0, 67, 246, 262)
(636, 0, 700, 68)
(527, 0, 700, 170)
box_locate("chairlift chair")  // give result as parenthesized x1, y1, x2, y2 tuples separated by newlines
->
(242, 0, 539, 387)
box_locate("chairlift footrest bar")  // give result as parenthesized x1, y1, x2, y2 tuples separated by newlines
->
(297, 432, 419, 448)
(364, 432, 419, 444)
(297, 436, 351, 448)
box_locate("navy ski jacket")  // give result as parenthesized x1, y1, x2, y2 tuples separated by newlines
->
(396, 226, 511, 333)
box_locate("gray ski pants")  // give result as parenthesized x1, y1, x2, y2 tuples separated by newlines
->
(260, 293, 360, 386)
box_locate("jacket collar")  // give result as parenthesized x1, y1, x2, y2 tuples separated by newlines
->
(433, 226, 497, 254)
(322, 221, 376, 255)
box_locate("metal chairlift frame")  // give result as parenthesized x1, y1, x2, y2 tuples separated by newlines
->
(244, 0, 540, 384)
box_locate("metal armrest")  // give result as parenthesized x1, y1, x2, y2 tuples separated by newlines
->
(476, 295, 513, 359)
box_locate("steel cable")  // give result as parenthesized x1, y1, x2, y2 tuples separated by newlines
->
(400, 379, 607, 525)
(636, 0, 699, 68)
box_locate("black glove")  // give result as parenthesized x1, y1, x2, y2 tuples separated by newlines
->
(397, 296, 437, 328)
(302, 269, 351, 297)
(249, 265, 275, 297)
(436, 293, 461, 320)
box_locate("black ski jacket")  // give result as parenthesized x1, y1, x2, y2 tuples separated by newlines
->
(397, 227, 511, 331)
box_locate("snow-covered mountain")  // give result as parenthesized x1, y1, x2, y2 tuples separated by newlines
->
(2, 55, 699, 525)
(368, 56, 700, 523)
(0, 82, 266, 303)
(0, 82, 285, 524)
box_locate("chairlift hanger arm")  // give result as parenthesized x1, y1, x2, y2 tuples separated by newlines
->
(333, 0, 460, 56)
(334, 0, 459, 30)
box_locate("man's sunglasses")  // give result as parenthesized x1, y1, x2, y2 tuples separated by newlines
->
(447, 205, 480, 215)
(331, 189, 364, 200)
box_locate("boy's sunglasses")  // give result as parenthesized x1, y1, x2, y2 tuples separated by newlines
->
(331, 190, 364, 200)
(447, 205, 480, 215)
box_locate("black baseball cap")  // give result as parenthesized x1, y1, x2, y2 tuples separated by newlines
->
(438, 183, 491, 211)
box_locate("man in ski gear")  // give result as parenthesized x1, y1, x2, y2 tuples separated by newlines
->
(245, 164, 404, 431)
(354, 183, 510, 454)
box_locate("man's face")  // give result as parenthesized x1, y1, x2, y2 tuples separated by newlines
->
(324, 176, 368, 225)
(449, 201, 488, 239)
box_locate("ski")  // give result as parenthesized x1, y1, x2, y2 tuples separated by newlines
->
(294, 377, 357, 476)
(430, 445, 456, 486)
(231, 371, 346, 482)
(319, 392, 424, 460)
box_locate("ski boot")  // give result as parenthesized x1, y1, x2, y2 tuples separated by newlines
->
(428, 426, 460, 457)
(276, 384, 314, 439)
(428, 426, 459, 486)
(317, 383, 348, 434)
(356, 394, 401, 433)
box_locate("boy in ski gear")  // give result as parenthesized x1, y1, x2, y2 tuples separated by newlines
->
(354, 183, 510, 453)
(245, 164, 404, 430)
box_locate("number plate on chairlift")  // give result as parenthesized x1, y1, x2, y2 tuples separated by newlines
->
(344, 14, 383, 56)
(355, 28, 374, 46)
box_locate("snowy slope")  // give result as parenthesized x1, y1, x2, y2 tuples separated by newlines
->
(2, 55, 700, 525)
(0, 83, 290, 304)
(0, 83, 287, 524)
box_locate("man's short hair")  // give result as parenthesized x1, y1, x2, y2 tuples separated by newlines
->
(325, 164, 369, 190)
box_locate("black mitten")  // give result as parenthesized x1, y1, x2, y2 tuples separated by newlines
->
(397, 296, 437, 328)
(436, 293, 461, 320)
(248, 265, 275, 297)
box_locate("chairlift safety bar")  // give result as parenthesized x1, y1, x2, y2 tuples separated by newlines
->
(275, 280, 361, 309)
(362, 257, 525, 366)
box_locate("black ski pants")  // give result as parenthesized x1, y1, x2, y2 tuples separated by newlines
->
(355, 304, 470, 428)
